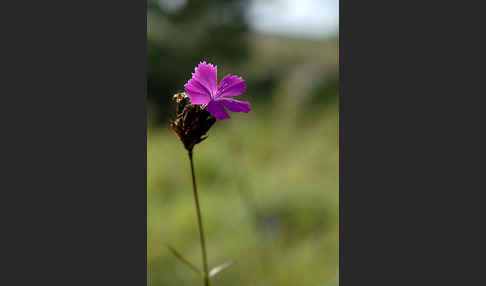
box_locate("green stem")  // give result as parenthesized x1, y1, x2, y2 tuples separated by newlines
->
(188, 150, 210, 286)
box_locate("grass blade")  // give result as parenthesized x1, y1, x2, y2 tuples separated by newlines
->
(166, 244, 201, 275)
(209, 260, 234, 277)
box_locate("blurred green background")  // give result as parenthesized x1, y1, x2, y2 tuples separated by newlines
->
(148, 0, 339, 285)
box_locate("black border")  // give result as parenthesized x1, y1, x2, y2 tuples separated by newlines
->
(339, 0, 465, 284)
(2, 1, 147, 284)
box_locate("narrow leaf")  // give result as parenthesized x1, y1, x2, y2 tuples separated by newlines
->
(209, 260, 234, 277)
(166, 244, 201, 275)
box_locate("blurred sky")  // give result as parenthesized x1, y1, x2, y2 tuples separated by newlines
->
(248, 0, 339, 39)
(156, 0, 339, 39)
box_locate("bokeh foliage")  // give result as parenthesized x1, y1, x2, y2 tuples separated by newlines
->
(148, 105, 339, 286)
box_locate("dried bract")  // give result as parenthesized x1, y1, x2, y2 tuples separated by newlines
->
(170, 92, 216, 152)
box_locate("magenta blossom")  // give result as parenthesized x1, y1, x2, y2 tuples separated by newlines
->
(184, 61, 251, 120)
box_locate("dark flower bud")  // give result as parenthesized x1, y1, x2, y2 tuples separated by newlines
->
(170, 92, 216, 152)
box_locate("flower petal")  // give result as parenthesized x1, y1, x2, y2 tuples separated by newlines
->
(184, 79, 211, 104)
(215, 74, 246, 98)
(206, 100, 230, 120)
(184, 61, 218, 104)
(193, 61, 218, 96)
(218, 98, 251, 113)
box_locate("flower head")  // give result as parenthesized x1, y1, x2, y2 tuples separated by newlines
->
(184, 61, 251, 120)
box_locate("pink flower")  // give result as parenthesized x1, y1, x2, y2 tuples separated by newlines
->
(184, 61, 251, 120)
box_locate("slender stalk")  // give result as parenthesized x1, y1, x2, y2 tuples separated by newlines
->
(188, 150, 210, 286)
